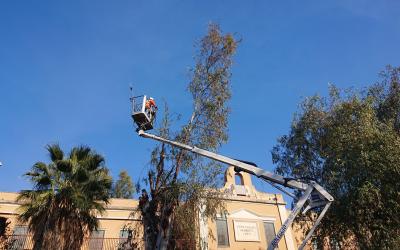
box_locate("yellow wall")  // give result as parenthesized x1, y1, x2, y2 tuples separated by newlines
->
(96, 198, 141, 238)
(0, 193, 142, 239)
(0, 167, 299, 250)
(205, 167, 296, 250)
(0, 192, 21, 229)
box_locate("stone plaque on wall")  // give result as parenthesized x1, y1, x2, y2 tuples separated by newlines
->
(233, 220, 260, 241)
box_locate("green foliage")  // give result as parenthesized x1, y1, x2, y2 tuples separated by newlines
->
(272, 66, 400, 249)
(17, 144, 112, 250)
(138, 23, 238, 249)
(186, 22, 237, 149)
(112, 170, 135, 199)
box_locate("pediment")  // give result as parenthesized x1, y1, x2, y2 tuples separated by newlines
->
(228, 209, 276, 221)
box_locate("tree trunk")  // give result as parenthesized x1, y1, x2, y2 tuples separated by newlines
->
(155, 205, 174, 250)
(142, 211, 155, 250)
(155, 229, 168, 250)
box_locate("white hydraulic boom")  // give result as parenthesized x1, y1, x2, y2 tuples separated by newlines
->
(136, 130, 333, 250)
(130, 95, 333, 250)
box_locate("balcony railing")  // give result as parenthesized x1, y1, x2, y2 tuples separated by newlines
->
(4, 235, 144, 250)
(3, 235, 195, 250)
(81, 237, 143, 250)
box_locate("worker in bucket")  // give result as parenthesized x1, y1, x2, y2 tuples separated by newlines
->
(145, 97, 157, 122)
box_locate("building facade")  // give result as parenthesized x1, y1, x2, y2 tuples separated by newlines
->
(0, 167, 303, 250)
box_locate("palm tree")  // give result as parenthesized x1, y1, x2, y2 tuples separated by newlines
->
(17, 144, 112, 250)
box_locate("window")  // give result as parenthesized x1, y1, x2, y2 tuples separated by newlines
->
(89, 229, 105, 250)
(11, 225, 28, 250)
(235, 173, 244, 185)
(234, 173, 246, 195)
(0, 217, 8, 236)
(216, 218, 229, 247)
(264, 222, 276, 248)
(119, 229, 132, 248)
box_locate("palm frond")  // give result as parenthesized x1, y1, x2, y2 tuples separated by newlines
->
(56, 159, 73, 173)
(31, 162, 50, 175)
(73, 167, 89, 183)
(84, 154, 105, 170)
(69, 146, 91, 161)
(36, 176, 51, 187)
(46, 144, 64, 162)
(20, 144, 112, 249)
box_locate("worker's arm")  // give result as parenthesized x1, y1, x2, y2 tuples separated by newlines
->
(151, 100, 157, 109)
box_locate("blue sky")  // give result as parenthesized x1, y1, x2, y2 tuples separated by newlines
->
(1, 1, 399, 196)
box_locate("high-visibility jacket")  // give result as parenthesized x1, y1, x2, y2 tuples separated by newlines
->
(145, 99, 157, 109)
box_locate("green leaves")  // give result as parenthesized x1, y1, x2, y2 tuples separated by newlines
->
(74, 167, 89, 182)
(138, 23, 238, 249)
(18, 144, 112, 250)
(37, 176, 51, 186)
(69, 145, 91, 162)
(46, 144, 64, 162)
(84, 154, 104, 170)
(273, 66, 400, 249)
(187, 23, 237, 150)
(112, 170, 135, 199)
(56, 160, 73, 173)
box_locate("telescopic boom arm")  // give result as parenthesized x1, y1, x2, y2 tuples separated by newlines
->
(138, 130, 308, 190)
(136, 129, 333, 250)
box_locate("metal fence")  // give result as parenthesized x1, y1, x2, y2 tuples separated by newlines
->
(80, 237, 143, 250)
(4, 234, 34, 250)
(3, 236, 195, 250)
(3, 235, 144, 250)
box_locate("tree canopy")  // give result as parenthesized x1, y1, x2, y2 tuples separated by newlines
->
(112, 170, 135, 199)
(272, 66, 400, 249)
(138, 23, 239, 250)
(17, 144, 112, 250)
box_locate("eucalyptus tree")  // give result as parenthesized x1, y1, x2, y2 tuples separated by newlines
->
(138, 23, 239, 249)
(112, 170, 135, 199)
(272, 66, 400, 249)
(17, 144, 112, 250)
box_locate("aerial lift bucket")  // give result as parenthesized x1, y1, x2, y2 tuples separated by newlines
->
(131, 95, 154, 131)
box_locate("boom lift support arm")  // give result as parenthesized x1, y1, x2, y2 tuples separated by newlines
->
(136, 129, 333, 250)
